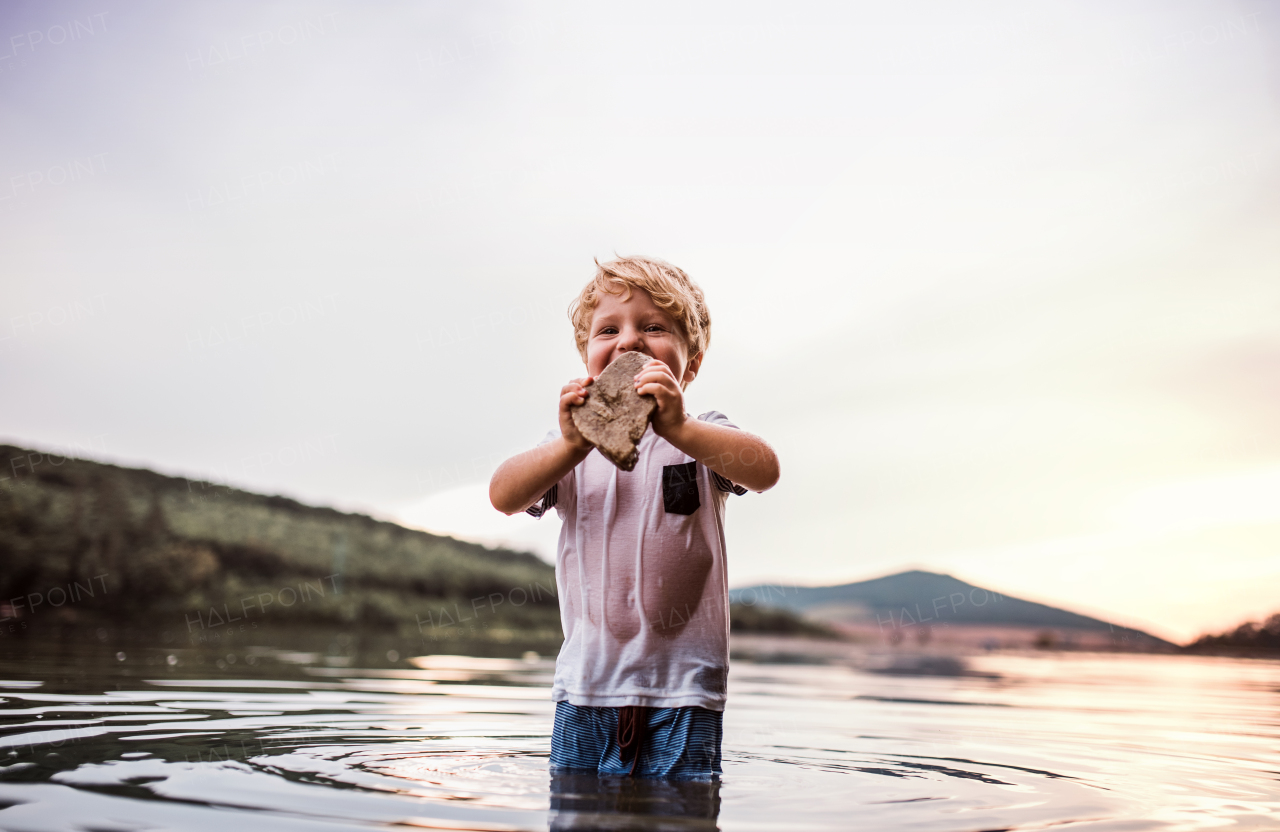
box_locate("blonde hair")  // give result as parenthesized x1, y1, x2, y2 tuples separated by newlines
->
(569, 256, 710, 361)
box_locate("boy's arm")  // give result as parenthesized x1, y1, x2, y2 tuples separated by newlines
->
(490, 437, 588, 515)
(664, 419, 780, 493)
(635, 360, 780, 493)
(489, 377, 594, 515)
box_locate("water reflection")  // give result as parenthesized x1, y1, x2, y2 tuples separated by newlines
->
(0, 633, 1277, 830)
(550, 773, 720, 831)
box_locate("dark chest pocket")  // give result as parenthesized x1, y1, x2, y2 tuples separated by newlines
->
(662, 462, 701, 516)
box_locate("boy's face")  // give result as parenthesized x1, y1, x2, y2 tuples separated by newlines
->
(585, 288, 702, 387)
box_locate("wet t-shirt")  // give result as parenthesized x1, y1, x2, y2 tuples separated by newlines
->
(527, 411, 747, 711)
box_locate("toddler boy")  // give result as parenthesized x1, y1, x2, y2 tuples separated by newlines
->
(489, 256, 779, 780)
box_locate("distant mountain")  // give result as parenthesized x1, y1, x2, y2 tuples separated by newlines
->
(0, 443, 1178, 648)
(732, 570, 1173, 646)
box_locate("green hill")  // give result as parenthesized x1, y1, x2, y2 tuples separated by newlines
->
(0, 444, 560, 642)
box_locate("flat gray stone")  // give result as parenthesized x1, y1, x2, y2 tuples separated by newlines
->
(571, 352, 657, 471)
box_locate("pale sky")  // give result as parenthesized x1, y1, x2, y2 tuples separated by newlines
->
(3, 1, 1278, 643)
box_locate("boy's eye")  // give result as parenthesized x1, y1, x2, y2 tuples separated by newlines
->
(594, 324, 666, 336)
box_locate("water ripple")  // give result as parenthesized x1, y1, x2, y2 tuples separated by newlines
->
(0, 643, 1277, 830)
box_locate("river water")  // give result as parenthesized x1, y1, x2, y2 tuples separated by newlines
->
(0, 633, 1277, 831)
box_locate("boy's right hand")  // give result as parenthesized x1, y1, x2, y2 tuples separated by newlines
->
(559, 377, 594, 453)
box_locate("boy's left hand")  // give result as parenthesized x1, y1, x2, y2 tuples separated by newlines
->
(634, 358, 687, 438)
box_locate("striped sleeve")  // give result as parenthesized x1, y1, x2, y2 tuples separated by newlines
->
(525, 484, 558, 518)
(711, 471, 748, 496)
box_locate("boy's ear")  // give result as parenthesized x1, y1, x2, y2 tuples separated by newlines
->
(683, 351, 704, 385)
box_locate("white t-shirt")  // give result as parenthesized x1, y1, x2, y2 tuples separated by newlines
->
(528, 411, 747, 711)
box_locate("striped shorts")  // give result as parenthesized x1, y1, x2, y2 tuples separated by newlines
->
(550, 701, 723, 780)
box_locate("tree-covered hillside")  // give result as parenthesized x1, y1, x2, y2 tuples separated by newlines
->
(0, 445, 560, 640)
(1190, 613, 1280, 653)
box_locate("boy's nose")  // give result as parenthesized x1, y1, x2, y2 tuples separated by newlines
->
(618, 328, 647, 353)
